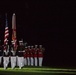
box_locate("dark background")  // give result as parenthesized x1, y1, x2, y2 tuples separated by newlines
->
(0, 1, 76, 68)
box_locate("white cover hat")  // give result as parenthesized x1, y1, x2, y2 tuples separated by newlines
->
(19, 40, 23, 43)
(25, 47, 27, 48)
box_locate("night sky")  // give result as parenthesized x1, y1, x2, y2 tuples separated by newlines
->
(0, 1, 76, 67)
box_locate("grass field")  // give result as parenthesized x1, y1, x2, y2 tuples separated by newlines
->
(0, 67, 76, 75)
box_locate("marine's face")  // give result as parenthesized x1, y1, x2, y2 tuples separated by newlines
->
(19, 42, 23, 45)
(6, 43, 8, 45)
(35, 45, 37, 48)
(28, 46, 30, 49)
(39, 45, 42, 48)
(12, 42, 15, 45)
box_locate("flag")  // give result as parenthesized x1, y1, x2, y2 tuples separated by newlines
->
(4, 13, 9, 51)
(12, 13, 17, 50)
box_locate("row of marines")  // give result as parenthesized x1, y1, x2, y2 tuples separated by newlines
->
(0, 40, 45, 69)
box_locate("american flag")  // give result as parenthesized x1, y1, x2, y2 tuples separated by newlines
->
(4, 14, 9, 51)
(12, 13, 17, 50)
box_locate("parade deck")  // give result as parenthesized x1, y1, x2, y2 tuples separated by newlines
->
(0, 67, 76, 75)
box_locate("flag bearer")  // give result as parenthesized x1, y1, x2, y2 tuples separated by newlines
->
(3, 42, 10, 69)
(10, 41, 17, 69)
(17, 40, 25, 69)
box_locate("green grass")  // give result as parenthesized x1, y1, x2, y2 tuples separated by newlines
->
(0, 67, 76, 75)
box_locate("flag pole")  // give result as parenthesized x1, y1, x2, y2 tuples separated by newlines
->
(12, 13, 17, 51)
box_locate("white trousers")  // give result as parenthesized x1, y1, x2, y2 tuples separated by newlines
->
(11, 57, 16, 69)
(3, 57, 9, 69)
(18, 57, 24, 69)
(0, 56, 2, 65)
(27, 57, 30, 66)
(39, 57, 43, 66)
(24, 58, 27, 66)
(30, 57, 34, 66)
(34, 57, 37, 66)
(16, 56, 19, 66)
